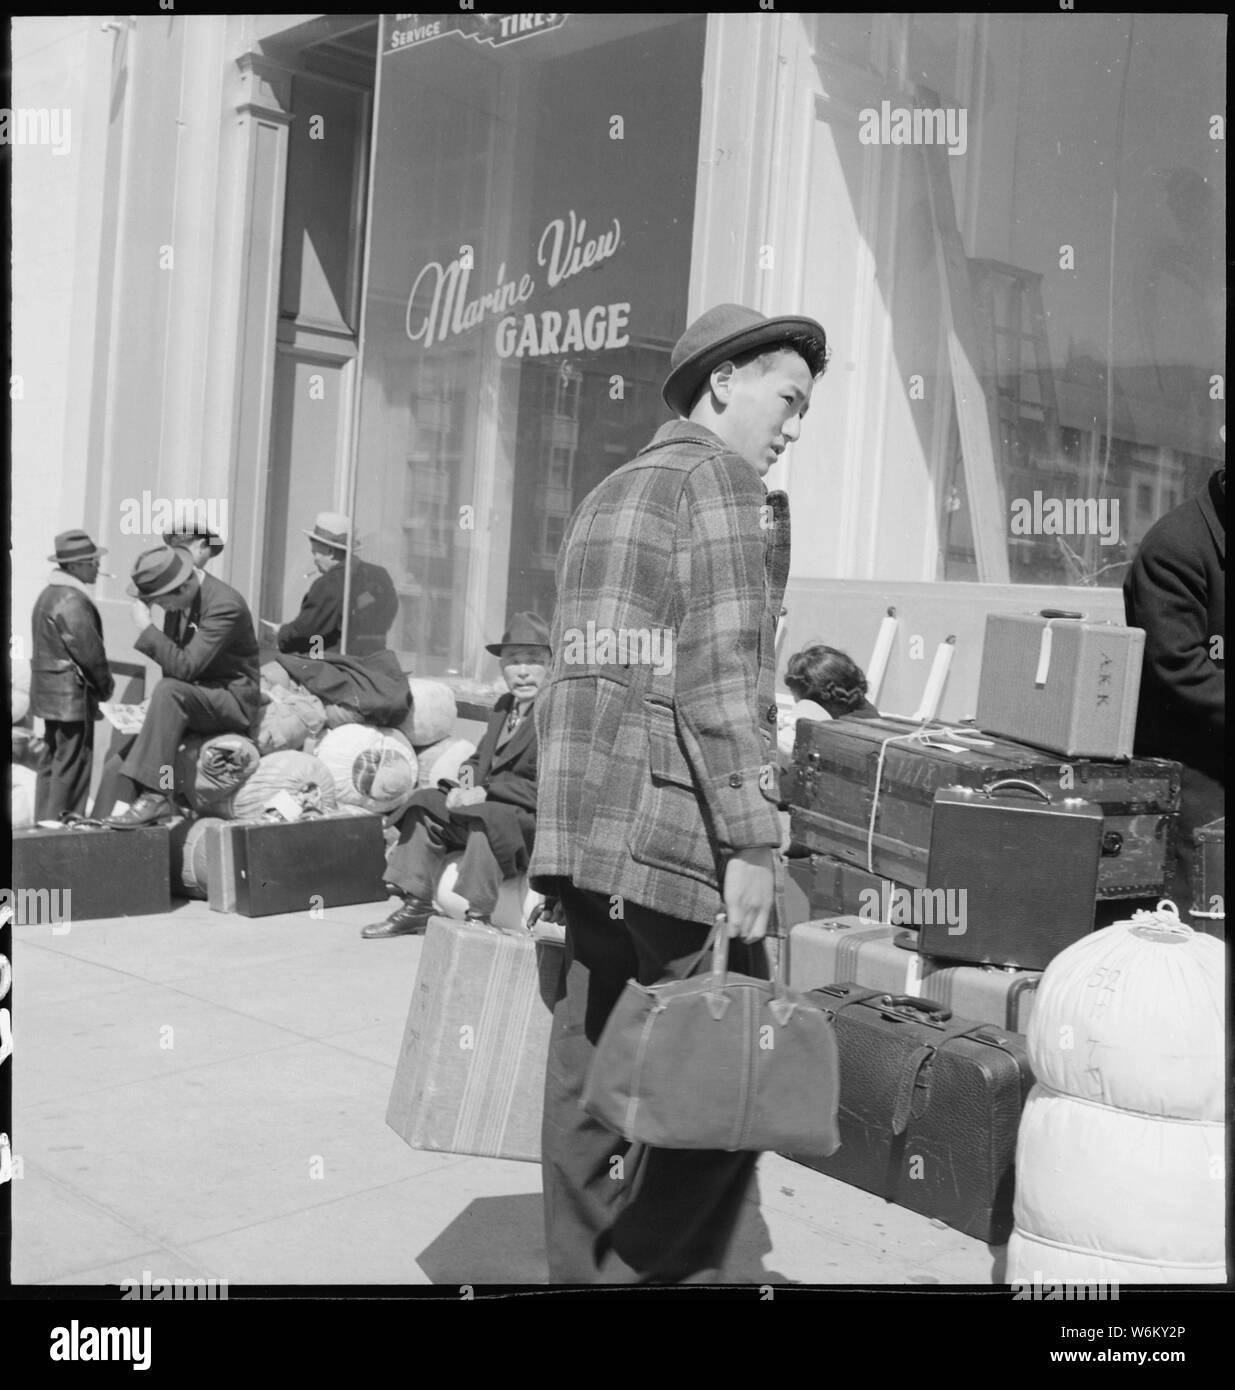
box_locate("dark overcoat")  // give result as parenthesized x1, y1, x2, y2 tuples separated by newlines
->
(404, 690, 538, 873)
(1123, 468, 1225, 783)
(277, 559, 399, 657)
(529, 419, 788, 926)
(136, 572, 262, 726)
(30, 572, 115, 721)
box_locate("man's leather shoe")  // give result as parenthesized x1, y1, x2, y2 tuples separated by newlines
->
(361, 899, 435, 939)
(106, 791, 174, 829)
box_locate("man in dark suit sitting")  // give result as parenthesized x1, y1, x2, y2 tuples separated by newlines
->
(107, 545, 261, 827)
(275, 511, 399, 658)
(362, 612, 549, 938)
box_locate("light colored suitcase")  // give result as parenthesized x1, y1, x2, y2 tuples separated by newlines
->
(787, 918, 926, 996)
(975, 611, 1144, 759)
(386, 915, 563, 1162)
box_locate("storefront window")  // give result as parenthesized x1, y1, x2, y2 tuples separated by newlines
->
(351, 13, 706, 674)
(909, 13, 1224, 585)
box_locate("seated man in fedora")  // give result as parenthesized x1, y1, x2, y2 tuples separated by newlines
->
(162, 510, 225, 578)
(29, 529, 116, 820)
(275, 511, 399, 658)
(106, 545, 261, 827)
(363, 612, 549, 938)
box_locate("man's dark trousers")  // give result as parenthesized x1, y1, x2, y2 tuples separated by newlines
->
(35, 719, 93, 820)
(542, 881, 764, 1283)
(120, 679, 252, 792)
(388, 790, 504, 916)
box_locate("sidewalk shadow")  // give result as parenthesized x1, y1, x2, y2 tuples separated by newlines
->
(415, 1187, 792, 1287)
(417, 1192, 548, 1286)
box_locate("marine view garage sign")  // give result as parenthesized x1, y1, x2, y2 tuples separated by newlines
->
(405, 209, 631, 361)
(386, 13, 568, 55)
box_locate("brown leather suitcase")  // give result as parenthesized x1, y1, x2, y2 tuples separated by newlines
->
(921, 781, 1104, 969)
(786, 715, 1179, 899)
(787, 984, 1034, 1244)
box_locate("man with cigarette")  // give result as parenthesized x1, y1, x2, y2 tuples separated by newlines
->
(274, 511, 398, 657)
(530, 303, 830, 1282)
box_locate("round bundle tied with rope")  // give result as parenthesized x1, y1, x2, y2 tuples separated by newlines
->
(1007, 901, 1226, 1286)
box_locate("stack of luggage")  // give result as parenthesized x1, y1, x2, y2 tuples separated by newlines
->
(780, 612, 1191, 1247)
(165, 672, 478, 916)
(12, 672, 477, 922)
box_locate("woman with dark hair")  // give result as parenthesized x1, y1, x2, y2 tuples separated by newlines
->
(776, 642, 879, 769)
(784, 643, 880, 720)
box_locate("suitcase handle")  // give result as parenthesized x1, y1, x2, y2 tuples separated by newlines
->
(983, 778, 1052, 804)
(1037, 609, 1087, 620)
(880, 994, 953, 1022)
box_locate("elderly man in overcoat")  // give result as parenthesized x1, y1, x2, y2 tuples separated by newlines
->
(29, 529, 116, 819)
(530, 303, 830, 1282)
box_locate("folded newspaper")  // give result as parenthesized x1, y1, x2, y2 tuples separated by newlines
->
(99, 701, 149, 734)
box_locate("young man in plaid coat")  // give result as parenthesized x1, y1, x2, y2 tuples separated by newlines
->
(530, 303, 830, 1282)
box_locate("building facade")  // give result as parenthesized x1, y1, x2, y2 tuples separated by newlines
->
(10, 11, 1225, 722)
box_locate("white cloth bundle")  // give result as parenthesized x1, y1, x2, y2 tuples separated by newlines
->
(1008, 903, 1226, 1284)
(413, 736, 476, 789)
(397, 678, 457, 747)
(221, 750, 339, 821)
(316, 724, 419, 815)
(11, 657, 31, 724)
(256, 682, 328, 754)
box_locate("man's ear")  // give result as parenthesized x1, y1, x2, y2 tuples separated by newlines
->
(708, 359, 737, 405)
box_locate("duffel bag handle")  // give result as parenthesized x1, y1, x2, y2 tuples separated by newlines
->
(709, 913, 791, 996)
(983, 778, 1052, 804)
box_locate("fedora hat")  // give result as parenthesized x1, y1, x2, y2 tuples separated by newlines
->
(662, 303, 829, 417)
(126, 545, 196, 599)
(48, 529, 107, 565)
(302, 511, 355, 552)
(485, 611, 551, 656)
(163, 510, 225, 556)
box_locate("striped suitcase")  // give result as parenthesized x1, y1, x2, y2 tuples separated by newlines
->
(386, 915, 564, 1162)
(917, 958, 1041, 1033)
(787, 918, 927, 996)
(788, 918, 1040, 1031)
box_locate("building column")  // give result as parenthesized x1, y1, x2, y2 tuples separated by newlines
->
(201, 50, 294, 603)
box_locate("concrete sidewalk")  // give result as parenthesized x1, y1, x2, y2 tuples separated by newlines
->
(11, 898, 1003, 1287)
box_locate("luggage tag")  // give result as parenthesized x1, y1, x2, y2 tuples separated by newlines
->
(1033, 609, 1087, 687)
(262, 791, 304, 823)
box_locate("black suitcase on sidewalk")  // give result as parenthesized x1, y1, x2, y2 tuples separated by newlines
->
(786, 984, 1034, 1244)
(11, 824, 171, 922)
(785, 715, 1179, 899)
(205, 813, 388, 916)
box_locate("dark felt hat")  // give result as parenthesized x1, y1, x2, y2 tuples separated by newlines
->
(163, 510, 225, 556)
(485, 611, 551, 657)
(48, 529, 107, 564)
(127, 545, 196, 599)
(662, 303, 829, 417)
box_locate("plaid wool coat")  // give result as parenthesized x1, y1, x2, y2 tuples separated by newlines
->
(529, 419, 789, 926)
